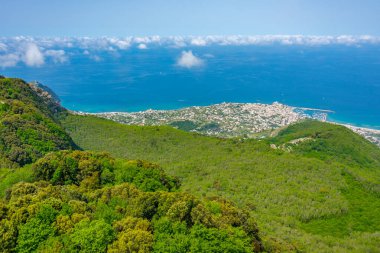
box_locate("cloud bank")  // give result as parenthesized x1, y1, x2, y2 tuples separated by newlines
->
(177, 51, 204, 68)
(1, 35, 380, 68)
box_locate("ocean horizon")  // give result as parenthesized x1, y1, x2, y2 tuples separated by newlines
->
(1, 36, 380, 129)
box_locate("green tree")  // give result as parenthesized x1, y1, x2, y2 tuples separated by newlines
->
(68, 219, 115, 253)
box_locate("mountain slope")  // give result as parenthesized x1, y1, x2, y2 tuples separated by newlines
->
(61, 114, 380, 252)
(0, 77, 263, 252)
(270, 120, 380, 193)
(0, 77, 75, 167)
(1, 77, 379, 252)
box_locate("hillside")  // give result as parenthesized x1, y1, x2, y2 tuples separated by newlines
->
(0, 77, 75, 168)
(1, 150, 262, 253)
(270, 120, 380, 193)
(1, 77, 379, 252)
(61, 114, 380, 252)
(0, 78, 263, 252)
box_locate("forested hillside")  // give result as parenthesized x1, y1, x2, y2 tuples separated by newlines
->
(62, 114, 380, 252)
(0, 77, 75, 168)
(0, 78, 262, 252)
(1, 77, 379, 252)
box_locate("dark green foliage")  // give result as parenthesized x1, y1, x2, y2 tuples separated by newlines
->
(169, 120, 200, 131)
(197, 122, 220, 132)
(33, 150, 116, 187)
(115, 159, 180, 192)
(32, 150, 180, 192)
(0, 78, 75, 167)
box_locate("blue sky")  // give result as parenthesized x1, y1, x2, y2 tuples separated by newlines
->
(1, 0, 380, 36)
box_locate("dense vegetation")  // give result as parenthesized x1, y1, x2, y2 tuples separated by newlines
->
(0, 150, 262, 252)
(61, 114, 380, 252)
(1, 77, 379, 252)
(270, 120, 380, 193)
(0, 77, 75, 168)
(0, 78, 262, 252)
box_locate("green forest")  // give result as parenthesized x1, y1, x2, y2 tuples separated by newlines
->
(1, 77, 380, 252)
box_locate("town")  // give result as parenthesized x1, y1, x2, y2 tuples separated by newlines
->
(90, 102, 326, 137)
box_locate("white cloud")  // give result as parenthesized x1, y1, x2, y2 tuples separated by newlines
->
(177, 51, 204, 68)
(45, 49, 68, 63)
(108, 38, 131, 50)
(23, 43, 44, 67)
(169, 36, 187, 48)
(137, 43, 147, 49)
(190, 38, 207, 46)
(0, 54, 19, 67)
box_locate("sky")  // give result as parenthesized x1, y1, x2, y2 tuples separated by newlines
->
(1, 0, 380, 37)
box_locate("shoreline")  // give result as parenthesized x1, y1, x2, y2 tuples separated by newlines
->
(331, 122, 380, 134)
(72, 102, 380, 147)
(73, 102, 379, 132)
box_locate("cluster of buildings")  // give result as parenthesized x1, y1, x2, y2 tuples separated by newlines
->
(93, 102, 326, 138)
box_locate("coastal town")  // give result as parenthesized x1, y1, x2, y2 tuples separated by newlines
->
(90, 102, 326, 137)
(87, 102, 380, 146)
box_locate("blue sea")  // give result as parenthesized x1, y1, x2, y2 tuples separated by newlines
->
(2, 44, 380, 129)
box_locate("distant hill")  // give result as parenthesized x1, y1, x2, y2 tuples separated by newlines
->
(270, 120, 380, 193)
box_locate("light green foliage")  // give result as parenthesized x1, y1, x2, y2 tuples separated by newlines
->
(61, 114, 380, 252)
(108, 216, 153, 253)
(0, 166, 34, 197)
(16, 217, 55, 253)
(271, 120, 380, 193)
(153, 218, 252, 253)
(16, 205, 58, 253)
(300, 173, 380, 237)
(68, 219, 115, 253)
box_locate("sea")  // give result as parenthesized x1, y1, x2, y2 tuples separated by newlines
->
(2, 43, 380, 129)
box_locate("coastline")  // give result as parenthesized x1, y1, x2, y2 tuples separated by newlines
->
(72, 102, 380, 146)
